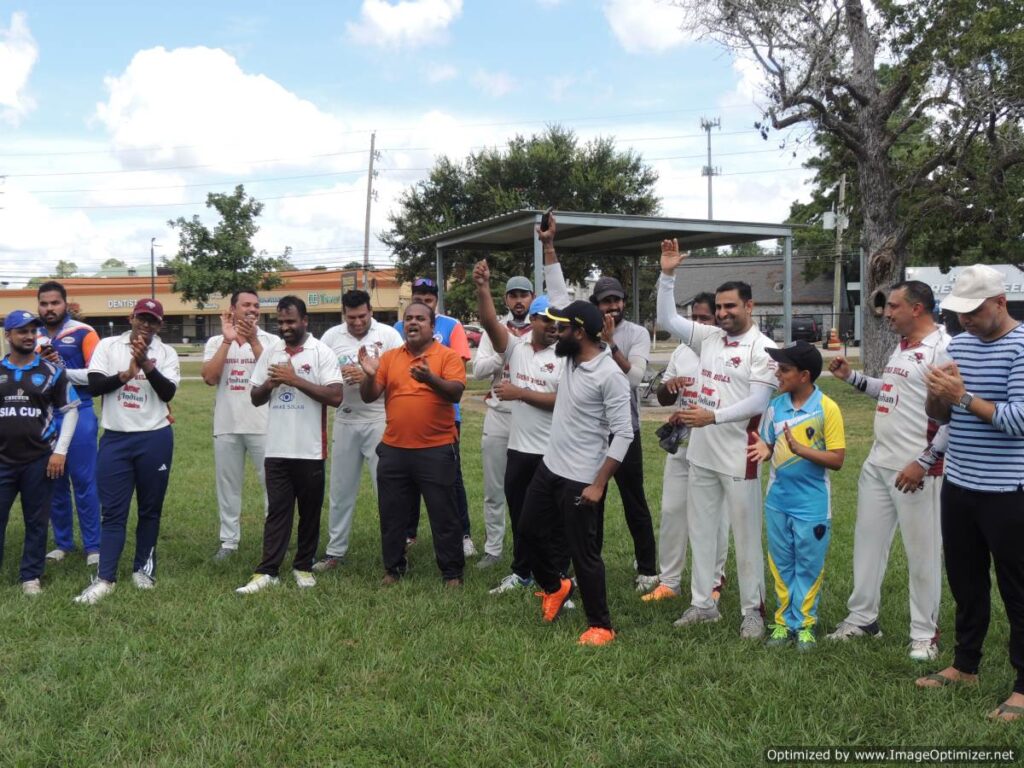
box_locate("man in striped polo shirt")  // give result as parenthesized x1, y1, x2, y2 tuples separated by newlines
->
(917, 265, 1024, 723)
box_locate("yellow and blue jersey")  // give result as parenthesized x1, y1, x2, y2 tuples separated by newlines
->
(760, 387, 845, 522)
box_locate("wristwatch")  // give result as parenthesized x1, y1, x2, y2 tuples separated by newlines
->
(958, 392, 974, 410)
(609, 344, 619, 354)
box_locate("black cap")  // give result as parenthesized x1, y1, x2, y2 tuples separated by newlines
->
(545, 300, 604, 337)
(766, 340, 823, 382)
(590, 276, 625, 303)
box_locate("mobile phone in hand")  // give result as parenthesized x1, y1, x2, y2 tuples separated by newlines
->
(540, 206, 553, 232)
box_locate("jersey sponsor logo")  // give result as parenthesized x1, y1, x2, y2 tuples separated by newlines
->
(4, 388, 29, 404)
(877, 382, 899, 414)
(278, 390, 295, 403)
(60, 337, 76, 345)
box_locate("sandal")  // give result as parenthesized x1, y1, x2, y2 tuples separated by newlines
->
(988, 702, 1024, 722)
(915, 671, 977, 689)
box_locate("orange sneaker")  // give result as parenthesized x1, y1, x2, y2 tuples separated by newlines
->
(578, 627, 616, 646)
(641, 584, 680, 602)
(539, 578, 574, 622)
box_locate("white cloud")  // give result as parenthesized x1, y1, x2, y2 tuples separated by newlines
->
(603, 0, 694, 54)
(426, 63, 458, 83)
(471, 69, 517, 98)
(346, 0, 462, 49)
(718, 55, 770, 110)
(0, 12, 38, 123)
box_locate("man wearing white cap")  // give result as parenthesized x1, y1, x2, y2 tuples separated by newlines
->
(916, 264, 1024, 723)
(472, 274, 534, 570)
(826, 281, 951, 661)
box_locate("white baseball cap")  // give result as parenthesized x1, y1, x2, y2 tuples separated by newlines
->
(940, 264, 1006, 314)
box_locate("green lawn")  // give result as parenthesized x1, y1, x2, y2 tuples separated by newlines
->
(0, 379, 1017, 766)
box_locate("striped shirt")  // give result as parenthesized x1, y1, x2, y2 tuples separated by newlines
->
(945, 324, 1024, 492)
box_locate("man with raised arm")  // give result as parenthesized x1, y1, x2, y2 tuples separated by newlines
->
(826, 281, 950, 660)
(202, 289, 275, 562)
(656, 239, 777, 639)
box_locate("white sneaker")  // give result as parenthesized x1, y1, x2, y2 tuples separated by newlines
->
(739, 612, 766, 640)
(132, 571, 155, 590)
(293, 570, 316, 589)
(85, 552, 100, 567)
(489, 573, 533, 595)
(635, 574, 660, 593)
(73, 579, 115, 605)
(826, 621, 883, 641)
(673, 604, 722, 627)
(236, 574, 280, 595)
(21, 579, 42, 596)
(909, 638, 939, 661)
(462, 536, 477, 557)
(45, 548, 68, 563)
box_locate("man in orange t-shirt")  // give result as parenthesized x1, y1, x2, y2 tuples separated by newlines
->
(359, 301, 467, 586)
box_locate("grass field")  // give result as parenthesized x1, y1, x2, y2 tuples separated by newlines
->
(0, 378, 1018, 766)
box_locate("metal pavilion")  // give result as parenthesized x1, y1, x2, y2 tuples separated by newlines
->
(421, 210, 798, 342)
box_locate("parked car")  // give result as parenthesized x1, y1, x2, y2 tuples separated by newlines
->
(771, 315, 821, 344)
(464, 324, 483, 348)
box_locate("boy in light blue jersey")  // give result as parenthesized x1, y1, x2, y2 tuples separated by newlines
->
(749, 341, 845, 651)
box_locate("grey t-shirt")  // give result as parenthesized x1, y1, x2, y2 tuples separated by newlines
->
(613, 319, 651, 432)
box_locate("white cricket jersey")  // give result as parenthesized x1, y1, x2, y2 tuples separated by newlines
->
(685, 322, 777, 478)
(502, 335, 564, 455)
(868, 326, 951, 472)
(203, 330, 276, 436)
(320, 319, 403, 424)
(89, 332, 180, 432)
(477, 315, 532, 415)
(250, 335, 343, 460)
(663, 341, 702, 445)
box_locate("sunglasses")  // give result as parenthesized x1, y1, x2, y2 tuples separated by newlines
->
(412, 278, 436, 288)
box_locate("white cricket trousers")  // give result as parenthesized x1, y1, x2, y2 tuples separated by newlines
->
(325, 419, 386, 559)
(842, 459, 942, 641)
(688, 463, 764, 615)
(214, 432, 267, 550)
(658, 447, 728, 593)
(481, 407, 511, 557)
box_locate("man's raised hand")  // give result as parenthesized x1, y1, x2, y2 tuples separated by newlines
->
(472, 259, 490, 288)
(660, 238, 687, 276)
(536, 212, 557, 244)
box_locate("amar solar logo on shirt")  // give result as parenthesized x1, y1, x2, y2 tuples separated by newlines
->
(278, 391, 295, 403)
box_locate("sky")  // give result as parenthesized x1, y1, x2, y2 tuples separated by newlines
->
(0, 0, 819, 285)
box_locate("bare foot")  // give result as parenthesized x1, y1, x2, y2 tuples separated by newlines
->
(915, 666, 979, 689)
(988, 692, 1024, 722)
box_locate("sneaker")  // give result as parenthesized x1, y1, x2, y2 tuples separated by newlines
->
(765, 624, 793, 648)
(21, 578, 42, 596)
(212, 547, 236, 563)
(489, 573, 533, 595)
(462, 536, 477, 557)
(826, 620, 883, 641)
(641, 584, 681, 602)
(578, 627, 616, 646)
(740, 612, 766, 640)
(132, 571, 155, 590)
(476, 553, 501, 570)
(312, 556, 343, 574)
(538, 578, 574, 622)
(673, 604, 721, 627)
(45, 548, 69, 563)
(235, 574, 280, 595)
(909, 638, 939, 662)
(85, 552, 100, 567)
(635, 574, 660, 593)
(796, 628, 817, 651)
(563, 599, 577, 610)
(293, 570, 316, 589)
(73, 579, 115, 605)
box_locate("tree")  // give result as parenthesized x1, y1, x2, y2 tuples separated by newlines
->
(101, 258, 126, 270)
(165, 185, 293, 305)
(673, 0, 1024, 372)
(380, 125, 660, 320)
(54, 260, 78, 278)
(342, 261, 364, 270)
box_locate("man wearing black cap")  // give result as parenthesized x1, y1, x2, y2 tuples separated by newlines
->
(589, 274, 658, 592)
(0, 310, 80, 595)
(518, 300, 633, 646)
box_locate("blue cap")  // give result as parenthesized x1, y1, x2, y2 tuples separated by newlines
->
(4, 310, 41, 331)
(528, 295, 551, 316)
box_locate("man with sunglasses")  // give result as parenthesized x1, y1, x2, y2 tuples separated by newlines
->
(395, 277, 475, 557)
(519, 300, 633, 647)
(74, 299, 180, 605)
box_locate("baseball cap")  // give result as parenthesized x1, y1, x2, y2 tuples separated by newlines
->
(411, 277, 439, 295)
(545, 300, 603, 337)
(505, 276, 533, 294)
(590, 276, 625, 303)
(939, 264, 1006, 314)
(766, 340, 822, 382)
(4, 310, 41, 331)
(528, 295, 551, 316)
(132, 298, 164, 321)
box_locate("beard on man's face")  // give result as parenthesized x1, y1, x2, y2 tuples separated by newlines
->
(555, 335, 581, 358)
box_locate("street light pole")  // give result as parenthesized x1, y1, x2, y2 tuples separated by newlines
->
(150, 237, 159, 298)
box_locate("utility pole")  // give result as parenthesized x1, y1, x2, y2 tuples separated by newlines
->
(150, 237, 159, 298)
(361, 131, 379, 291)
(700, 117, 721, 220)
(831, 173, 847, 341)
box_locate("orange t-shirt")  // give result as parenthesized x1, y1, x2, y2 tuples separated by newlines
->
(377, 341, 467, 448)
